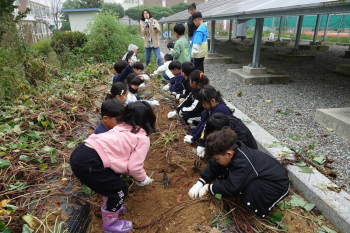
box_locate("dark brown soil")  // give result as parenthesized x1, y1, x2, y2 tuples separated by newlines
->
(85, 82, 338, 233)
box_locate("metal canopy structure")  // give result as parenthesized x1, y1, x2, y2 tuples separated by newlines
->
(159, 0, 350, 68)
(159, 0, 350, 23)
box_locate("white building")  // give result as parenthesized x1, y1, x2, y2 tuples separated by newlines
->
(17, 0, 56, 42)
(61, 8, 101, 33)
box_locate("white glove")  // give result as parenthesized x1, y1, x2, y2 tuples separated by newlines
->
(184, 135, 193, 143)
(197, 146, 205, 158)
(176, 94, 180, 99)
(152, 100, 159, 106)
(136, 175, 152, 186)
(199, 184, 209, 198)
(171, 92, 177, 96)
(141, 74, 150, 81)
(179, 110, 183, 117)
(167, 111, 177, 119)
(163, 85, 169, 91)
(189, 181, 204, 198)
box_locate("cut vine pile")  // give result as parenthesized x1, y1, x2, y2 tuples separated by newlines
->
(0, 64, 339, 233)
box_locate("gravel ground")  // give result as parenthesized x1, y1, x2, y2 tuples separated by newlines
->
(159, 38, 350, 192)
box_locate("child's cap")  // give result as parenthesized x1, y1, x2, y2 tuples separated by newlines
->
(128, 44, 139, 51)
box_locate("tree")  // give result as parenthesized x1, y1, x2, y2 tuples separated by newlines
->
(46, 0, 62, 30)
(125, 5, 173, 21)
(0, 0, 29, 40)
(171, 2, 190, 14)
(102, 3, 124, 18)
(79, 0, 103, 8)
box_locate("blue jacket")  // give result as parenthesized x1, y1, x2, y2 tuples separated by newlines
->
(113, 64, 133, 84)
(169, 73, 184, 94)
(190, 24, 209, 58)
(190, 102, 231, 142)
(94, 122, 108, 134)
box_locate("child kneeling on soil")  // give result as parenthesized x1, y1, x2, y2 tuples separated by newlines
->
(162, 61, 184, 94)
(106, 82, 129, 106)
(168, 70, 208, 128)
(189, 127, 290, 218)
(183, 85, 232, 144)
(133, 62, 150, 83)
(152, 54, 174, 81)
(70, 101, 156, 233)
(113, 60, 134, 84)
(176, 62, 195, 102)
(125, 73, 159, 107)
(94, 99, 125, 134)
(196, 112, 258, 157)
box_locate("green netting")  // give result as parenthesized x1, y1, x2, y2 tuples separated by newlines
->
(247, 14, 350, 29)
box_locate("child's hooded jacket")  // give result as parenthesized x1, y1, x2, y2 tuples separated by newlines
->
(85, 123, 149, 182)
(191, 24, 209, 58)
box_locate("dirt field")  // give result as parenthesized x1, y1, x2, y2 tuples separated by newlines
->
(84, 80, 339, 233)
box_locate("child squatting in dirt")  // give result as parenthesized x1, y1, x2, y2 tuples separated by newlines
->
(188, 127, 290, 218)
(70, 102, 156, 233)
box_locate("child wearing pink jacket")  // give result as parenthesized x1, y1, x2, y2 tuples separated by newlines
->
(70, 101, 156, 233)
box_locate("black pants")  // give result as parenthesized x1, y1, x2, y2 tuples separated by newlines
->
(194, 58, 205, 72)
(70, 143, 128, 212)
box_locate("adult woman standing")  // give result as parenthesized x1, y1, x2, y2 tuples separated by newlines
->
(140, 9, 162, 67)
(187, 3, 198, 42)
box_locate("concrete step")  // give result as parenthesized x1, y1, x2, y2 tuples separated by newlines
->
(315, 108, 350, 141)
(227, 68, 289, 85)
(265, 41, 290, 47)
(204, 53, 234, 64)
(336, 64, 350, 76)
(273, 52, 316, 62)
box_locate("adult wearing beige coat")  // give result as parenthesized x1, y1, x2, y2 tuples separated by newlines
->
(140, 9, 162, 67)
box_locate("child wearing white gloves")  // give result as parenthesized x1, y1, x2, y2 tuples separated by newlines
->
(188, 127, 290, 219)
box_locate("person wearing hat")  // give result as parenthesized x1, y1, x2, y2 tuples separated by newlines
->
(122, 44, 140, 64)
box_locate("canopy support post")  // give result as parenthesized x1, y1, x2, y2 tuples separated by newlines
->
(249, 18, 264, 68)
(294, 15, 304, 51)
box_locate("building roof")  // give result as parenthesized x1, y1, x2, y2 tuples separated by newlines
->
(61, 8, 101, 13)
(159, 0, 350, 23)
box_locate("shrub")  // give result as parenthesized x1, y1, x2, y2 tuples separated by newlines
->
(84, 11, 144, 63)
(23, 58, 49, 84)
(0, 14, 31, 99)
(32, 39, 52, 57)
(51, 31, 87, 55)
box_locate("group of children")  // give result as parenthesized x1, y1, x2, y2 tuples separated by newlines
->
(69, 10, 290, 233)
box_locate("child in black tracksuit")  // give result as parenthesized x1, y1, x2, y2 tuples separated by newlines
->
(189, 127, 290, 218)
(168, 70, 209, 126)
(174, 62, 195, 102)
(196, 112, 258, 157)
(183, 85, 232, 144)
(167, 61, 185, 94)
